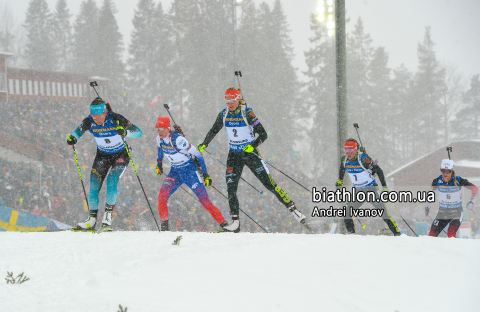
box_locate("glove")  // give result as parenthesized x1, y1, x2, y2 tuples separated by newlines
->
(243, 145, 254, 153)
(197, 143, 207, 152)
(424, 204, 430, 216)
(467, 201, 474, 210)
(381, 188, 388, 192)
(173, 125, 185, 136)
(156, 164, 163, 176)
(203, 173, 212, 186)
(116, 126, 126, 137)
(335, 180, 343, 187)
(66, 134, 77, 145)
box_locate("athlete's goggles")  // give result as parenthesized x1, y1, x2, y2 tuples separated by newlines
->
(225, 99, 236, 104)
(156, 127, 166, 132)
(441, 169, 452, 174)
(344, 149, 356, 153)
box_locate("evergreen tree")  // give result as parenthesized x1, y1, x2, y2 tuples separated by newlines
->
(438, 63, 464, 143)
(454, 74, 480, 139)
(237, 0, 299, 157)
(302, 13, 336, 182)
(346, 18, 373, 138)
(97, 0, 124, 95)
(128, 0, 158, 104)
(365, 47, 396, 171)
(71, 0, 100, 75)
(23, 0, 57, 71)
(169, 0, 232, 128)
(52, 0, 72, 72)
(390, 64, 415, 164)
(413, 26, 445, 156)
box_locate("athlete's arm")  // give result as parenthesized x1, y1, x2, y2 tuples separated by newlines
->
(431, 178, 438, 190)
(112, 112, 143, 138)
(202, 111, 224, 146)
(156, 136, 164, 167)
(71, 117, 92, 140)
(247, 109, 268, 148)
(459, 177, 478, 200)
(175, 135, 209, 174)
(365, 156, 387, 188)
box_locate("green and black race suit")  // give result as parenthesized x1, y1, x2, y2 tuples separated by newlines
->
(202, 106, 292, 214)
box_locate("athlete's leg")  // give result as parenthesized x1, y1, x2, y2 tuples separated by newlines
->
(225, 151, 245, 215)
(183, 168, 226, 224)
(105, 155, 129, 206)
(245, 150, 292, 206)
(158, 170, 181, 221)
(428, 218, 450, 237)
(372, 186, 400, 235)
(87, 154, 110, 211)
(447, 219, 461, 238)
(344, 199, 363, 234)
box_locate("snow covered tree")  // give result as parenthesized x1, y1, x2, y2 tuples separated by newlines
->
(52, 0, 72, 72)
(302, 13, 336, 182)
(413, 26, 445, 156)
(390, 64, 415, 164)
(237, 0, 299, 155)
(96, 0, 125, 95)
(23, 0, 57, 71)
(346, 18, 373, 140)
(454, 74, 480, 139)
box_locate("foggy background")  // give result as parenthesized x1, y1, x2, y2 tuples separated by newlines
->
(0, 0, 479, 233)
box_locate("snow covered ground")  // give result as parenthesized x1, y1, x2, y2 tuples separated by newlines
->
(1, 232, 479, 312)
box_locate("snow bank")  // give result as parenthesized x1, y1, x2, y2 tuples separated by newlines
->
(1, 232, 479, 312)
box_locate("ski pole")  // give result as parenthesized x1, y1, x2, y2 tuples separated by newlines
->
(386, 201, 418, 237)
(67, 136, 89, 210)
(162, 104, 265, 196)
(119, 128, 160, 231)
(210, 184, 268, 233)
(202, 149, 265, 195)
(252, 153, 311, 193)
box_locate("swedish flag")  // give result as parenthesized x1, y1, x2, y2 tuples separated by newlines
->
(0, 207, 50, 232)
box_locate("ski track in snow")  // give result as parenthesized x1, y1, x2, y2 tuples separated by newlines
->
(1, 232, 479, 312)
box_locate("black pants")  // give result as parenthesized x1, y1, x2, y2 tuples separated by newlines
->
(88, 149, 130, 210)
(429, 209, 463, 238)
(344, 186, 400, 234)
(226, 149, 292, 214)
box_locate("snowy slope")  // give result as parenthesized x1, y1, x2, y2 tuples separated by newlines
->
(1, 232, 479, 312)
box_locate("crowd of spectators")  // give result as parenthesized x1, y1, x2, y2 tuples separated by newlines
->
(1, 98, 478, 237)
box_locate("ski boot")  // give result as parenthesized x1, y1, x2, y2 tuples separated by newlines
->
(160, 220, 169, 232)
(72, 210, 97, 232)
(100, 204, 114, 232)
(221, 214, 240, 233)
(287, 202, 312, 232)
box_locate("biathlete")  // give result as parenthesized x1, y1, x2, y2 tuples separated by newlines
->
(67, 97, 142, 231)
(155, 116, 228, 231)
(424, 159, 477, 237)
(336, 139, 401, 235)
(197, 87, 307, 233)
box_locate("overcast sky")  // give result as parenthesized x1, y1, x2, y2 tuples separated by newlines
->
(3, 0, 480, 81)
